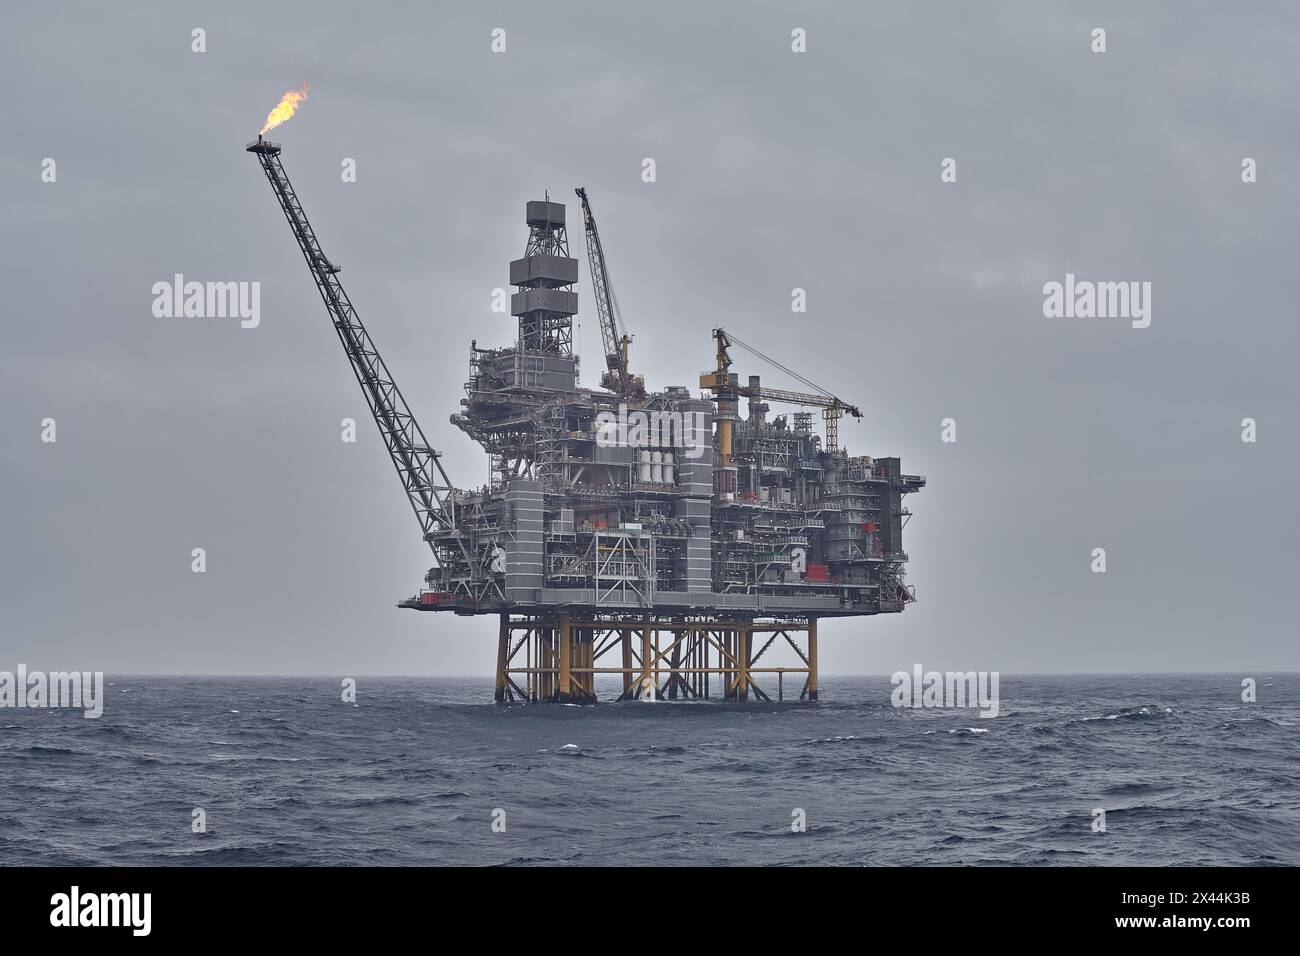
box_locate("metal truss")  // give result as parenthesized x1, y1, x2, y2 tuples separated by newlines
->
(495, 614, 819, 704)
(248, 140, 459, 554)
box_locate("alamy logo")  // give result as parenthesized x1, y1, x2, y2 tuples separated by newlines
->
(152, 273, 260, 328)
(1042, 273, 1151, 329)
(50, 886, 151, 936)
(0, 665, 104, 718)
(891, 664, 1000, 718)
(594, 404, 709, 460)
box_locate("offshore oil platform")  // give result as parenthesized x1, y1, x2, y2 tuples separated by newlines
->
(248, 135, 924, 704)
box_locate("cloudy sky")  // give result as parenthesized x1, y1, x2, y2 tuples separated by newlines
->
(2, 1, 1296, 676)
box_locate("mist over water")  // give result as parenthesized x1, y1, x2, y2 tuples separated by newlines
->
(2, 675, 1296, 866)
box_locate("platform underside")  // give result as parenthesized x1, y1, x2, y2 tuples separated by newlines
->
(401, 588, 901, 620)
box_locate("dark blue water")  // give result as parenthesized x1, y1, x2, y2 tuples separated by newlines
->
(1, 675, 1297, 866)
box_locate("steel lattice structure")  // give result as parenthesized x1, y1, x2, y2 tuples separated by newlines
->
(248, 139, 457, 554)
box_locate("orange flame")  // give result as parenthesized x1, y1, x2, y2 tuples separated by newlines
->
(259, 83, 309, 135)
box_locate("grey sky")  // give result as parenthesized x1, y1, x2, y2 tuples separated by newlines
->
(2, 1, 1296, 676)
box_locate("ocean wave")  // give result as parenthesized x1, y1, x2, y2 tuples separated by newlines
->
(1081, 704, 1172, 722)
(12, 745, 77, 757)
(1101, 781, 1171, 796)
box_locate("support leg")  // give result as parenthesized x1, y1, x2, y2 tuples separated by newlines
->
(557, 613, 572, 703)
(737, 622, 750, 702)
(641, 619, 653, 700)
(668, 625, 681, 699)
(807, 617, 819, 702)
(621, 629, 633, 698)
(494, 613, 509, 703)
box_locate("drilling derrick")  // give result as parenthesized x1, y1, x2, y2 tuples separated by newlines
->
(249, 139, 925, 704)
(514, 199, 576, 356)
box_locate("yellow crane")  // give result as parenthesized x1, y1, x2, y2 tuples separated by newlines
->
(702, 328, 862, 455)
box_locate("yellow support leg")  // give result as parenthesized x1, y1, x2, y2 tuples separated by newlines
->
(494, 613, 509, 703)
(557, 613, 572, 703)
(807, 617, 819, 702)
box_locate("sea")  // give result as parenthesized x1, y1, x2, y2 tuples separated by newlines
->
(1, 674, 1296, 866)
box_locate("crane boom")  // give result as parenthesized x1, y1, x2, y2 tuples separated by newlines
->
(247, 138, 456, 548)
(740, 384, 862, 419)
(575, 187, 633, 394)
